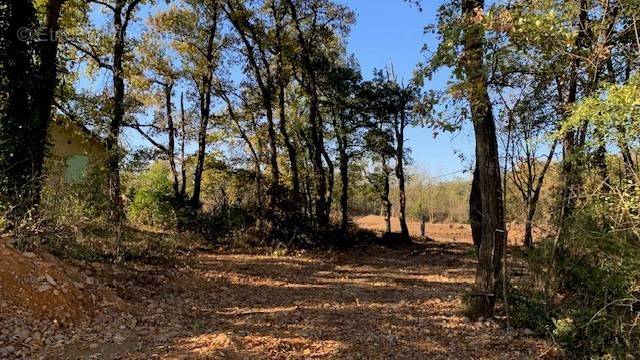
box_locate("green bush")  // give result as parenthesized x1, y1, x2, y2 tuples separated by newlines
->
(509, 288, 556, 335)
(128, 162, 176, 228)
(553, 218, 639, 357)
(40, 167, 111, 225)
(515, 212, 640, 358)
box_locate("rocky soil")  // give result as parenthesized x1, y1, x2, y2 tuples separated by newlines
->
(1, 233, 556, 359)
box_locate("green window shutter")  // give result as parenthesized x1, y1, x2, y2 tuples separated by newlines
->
(64, 155, 89, 183)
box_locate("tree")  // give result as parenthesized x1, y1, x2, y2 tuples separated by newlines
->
(269, 0, 300, 200)
(497, 86, 559, 251)
(223, 0, 280, 210)
(69, 0, 146, 222)
(217, 83, 265, 212)
(151, 1, 224, 208)
(285, 0, 354, 227)
(460, 0, 506, 318)
(386, 74, 419, 241)
(35, 0, 69, 189)
(0, 0, 42, 224)
(323, 60, 365, 235)
(130, 30, 183, 200)
(364, 126, 396, 235)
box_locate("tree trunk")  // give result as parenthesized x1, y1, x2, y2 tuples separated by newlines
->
(560, 0, 589, 222)
(470, 167, 482, 249)
(395, 112, 409, 240)
(179, 93, 187, 198)
(108, 4, 127, 223)
(265, 101, 280, 206)
(34, 0, 66, 199)
(310, 96, 328, 227)
(339, 150, 349, 235)
(524, 218, 533, 251)
(524, 139, 558, 250)
(1, 0, 40, 223)
(382, 159, 392, 235)
(273, 6, 300, 199)
(164, 83, 180, 198)
(191, 19, 218, 208)
(191, 94, 209, 208)
(224, 2, 279, 210)
(462, 0, 506, 319)
(278, 79, 299, 198)
(322, 146, 334, 224)
(333, 115, 349, 235)
(222, 91, 263, 213)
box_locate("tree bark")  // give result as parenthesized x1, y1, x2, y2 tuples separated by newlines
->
(560, 0, 589, 222)
(339, 150, 349, 235)
(191, 14, 218, 208)
(462, 0, 506, 319)
(163, 83, 180, 198)
(107, 1, 128, 223)
(382, 159, 392, 235)
(524, 215, 534, 250)
(395, 111, 409, 240)
(322, 145, 334, 224)
(34, 0, 66, 200)
(179, 93, 187, 198)
(470, 167, 483, 249)
(334, 116, 349, 236)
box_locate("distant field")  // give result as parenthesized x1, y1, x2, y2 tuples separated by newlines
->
(355, 215, 543, 246)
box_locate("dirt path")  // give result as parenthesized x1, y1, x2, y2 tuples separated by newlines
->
(37, 239, 550, 360)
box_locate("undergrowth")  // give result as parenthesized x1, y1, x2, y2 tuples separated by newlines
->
(511, 214, 640, 358)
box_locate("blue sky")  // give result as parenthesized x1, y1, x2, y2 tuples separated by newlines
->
(338, 0, 474, 179)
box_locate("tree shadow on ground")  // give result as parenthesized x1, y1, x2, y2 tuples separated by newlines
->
(58, 238, 551, 360)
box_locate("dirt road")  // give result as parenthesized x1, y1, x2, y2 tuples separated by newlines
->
(1, 216, 553, 359)
(37, 244, 550, 359)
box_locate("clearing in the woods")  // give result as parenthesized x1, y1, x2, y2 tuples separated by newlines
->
(1, 216, 552, 359)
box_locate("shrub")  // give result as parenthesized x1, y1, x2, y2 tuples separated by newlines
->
(515, 211, 640, 358)
(40, 166, 111, 226)
(128, 163, 176, 228)
(552, 217, 639, 357)
(509, 288, 556, 335)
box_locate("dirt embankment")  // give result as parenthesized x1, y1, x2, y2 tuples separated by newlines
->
(0, 237, 122, 358)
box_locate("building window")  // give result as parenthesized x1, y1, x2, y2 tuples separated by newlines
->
(64, 154, 89, 183)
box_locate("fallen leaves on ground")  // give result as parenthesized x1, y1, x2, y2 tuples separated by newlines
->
(1, 229, 556, 359)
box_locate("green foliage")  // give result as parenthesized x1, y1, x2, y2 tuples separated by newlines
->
(516, 210, 640, 358)
(553, 223, 640, 357)
(40, 166, 111, 226)
(128, 162, 176, 228)
(562, 74, 640, 151)
(509, 288, 556, 335)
